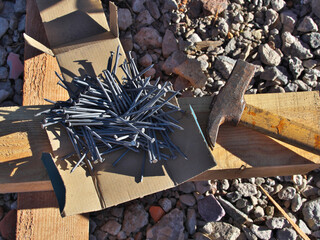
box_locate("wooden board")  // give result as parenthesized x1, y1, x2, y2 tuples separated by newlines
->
(16, 191, 89, 240)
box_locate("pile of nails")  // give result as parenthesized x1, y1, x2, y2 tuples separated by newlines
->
(37, 46, 186, 179)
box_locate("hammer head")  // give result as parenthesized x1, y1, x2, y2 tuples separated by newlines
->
(207, 60, 256, 147)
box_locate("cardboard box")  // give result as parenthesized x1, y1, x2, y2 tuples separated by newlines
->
(26, 0, 216, 216)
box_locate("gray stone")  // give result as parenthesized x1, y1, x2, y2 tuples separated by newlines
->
(214, 56, 236, 79)
(194, 181, 211, 194)
(265, 9, 278, 26)
(203, 222, 240, 240)
(285, 82, 298, 92)
(163, 0, 178, 11)
(277, 228, 297, 240)
(298, 219, 312, 235)
(242, 226, 258, 240)
(94, 230, 108, 240)
(136, 10, 154, 28)
(0, 46, 7, 65)
(0, 17, 9, 39)
(9, 15, 18, 30)
(282, 32, 313, 59)
(225, 38, 237, 55)
(17, 14, 25, 32)
(188, 33, 202, 43)
(193, 232, 211, 240)
(110, 207, 124, 218)
(0, 1, 14, 19)
(221, 179, 230, 191)
(179, 194, 196, 206)
(116, 231, 126, 240)
(226, 191, 242, 202)
(301, 185, 319, 198)
(0, 67, 8, 79)
(162, 29, 178, 58)
(303, 69, 320, 83)
(312, 230, 320, 238)
(297, 16, 318, 33)
(134, 27, 162, 50)
(255, 177, 265, 185)
(132, 0, 146, 13)
(302, 197, 320, 230)
(295, 79, 311, 91)
(186, 208, 197, 235)
(302, 33, 320, 49)
(217, 196, 252, 225)
(118, 8, 132, 31)
(89, 219, 97, 234)
(14, 0, 25, 14)
(236, 199, 248, 209)
(250, 224, 272, 240)
(138, 54, 152, 67)
(265, 206, 275, 217)
(13, 94, 22, 105)
(253, 206, 265, 218)
(260, 66, 288, 85)
(101, 220, 121, 236)
(278, 186, 296, 200)
(178, 182, 195, 194)
(198, 195, 225, 222)
(158, 198, 172, 213)
(291, 194, 303, 212)
(312, 0, 320, 18)
(259, 43, 282, 66)
(234, 12, 244, 23)
(289, 57, 304, 79)
(303, 59, 318, 69)
(162, 50, 187, 75)
(266, 217, 287, 229)
(146, 208, 184, 240)
(217, 18, 229, 37)
(280, 10, 297, 33)
(146, 0, 160, 20)
(122, 203, 148, 235)
(236, 183, 258, 197)
(271, 0, 285, 11)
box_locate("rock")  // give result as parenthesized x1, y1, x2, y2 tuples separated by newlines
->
(149, 206, 165, 222)
(265, 206, 275, 216)
(163, 0, 178, 11)
(194, 232, 211, 240)
(0, 67, 8, 79)
(136, 10, 154, 28)
(162, 50, 187, 75)
(295, 79, 311, 91)
(0, 209, 16, 240)
(259, 43, 282, 66)
(122, 203, 148, 235)
(14, 78, 23, 94)
(285, 82, 298, 92)
(203, 222, 240, 240)
(198, 195, 225, 222)
(297, 16, 318, 33)
(242, 226, 258, 240)
(201, 0, 228, 15)
(101, 220, 121, 236)
(143, 67, 156, 78)
(116, 231, 126, 239)
(289, 57, 304, 79)
(146, 0, 160, 20)
(291, 194, 303, 212)
(236, 199, 248, 209)
(301, 185, 319, 198)
(312, 0, 320, 18)
(173, 59, 207, 88)
(298, 219, 312, 235)
(278, 186, 296, 200)
(179, 194, 196, 207)
(226, 191, 242, 203)
(194, 181, 211, 194)
(188, 33, 202, 43)
(217, 196, 252, 225)
(0, 207, 3, 221)
(280, 10, 297, 33)
(94, 230, 108, 240)
(0, 46, 7, 65)
(276, 228, 297, 240)
(0, 1, 14, 19)
(13, 94, 22, 105)
(7, 52, 24, 79)
(178, 182, 195, 194)
(138, 54, 153, 67)
(186, 208, 197, 235)
(302, 197, 320, 230)
(120, 34, 133, 52)
(158, 198, 172, 213)
(0, 90, 10, 103)
(197, 55, 209, 71)
(0, 17, 9, 39)
(146, 208, 184, 240)
(282, 32, 313, 59)
(271, 0, 285, 11)
(260, 66, 289, 85)
(14, 0, 25, 14)
(162, 29, 178, 58)
(303, 59, 318, 69)
(225, 38, 237, 55)
(134, 27, 162, 50)
(17, 14, 25, 32)
(250, 224, 272, 240)
(236, 183, 258, 197)
(118, 8, 132, 31)
(265, 9, 278, 26)
(214, 56, 236, 79)
(173, 76, 191, 91)
(253, 206, 264, 218)
(301, 32, 320, 49)
(132, 0, 146, 13)
(216, 18, 229, 37)
(266, 217, 287, 229)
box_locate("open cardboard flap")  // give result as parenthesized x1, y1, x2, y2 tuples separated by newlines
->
(30, 0, 216, 216)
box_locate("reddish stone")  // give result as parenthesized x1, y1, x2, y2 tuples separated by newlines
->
(7, 52, 23, 80)
(0, 209, 17, 240)
(134, 231, 143, 240)
(180, 90, 193, 98)
(200, 0, 229, 15)
(173, 76, 191, 91)
(149, 206, 165, 223)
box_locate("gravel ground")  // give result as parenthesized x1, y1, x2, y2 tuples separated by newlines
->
(0, 0, 320, 239)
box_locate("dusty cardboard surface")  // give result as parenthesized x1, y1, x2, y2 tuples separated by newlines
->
(34, 0, 216, 216)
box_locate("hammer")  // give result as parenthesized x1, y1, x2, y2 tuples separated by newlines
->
(207, 60, 320, 155)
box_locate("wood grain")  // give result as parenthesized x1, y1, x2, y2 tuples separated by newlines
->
(16, 191, 89, 240)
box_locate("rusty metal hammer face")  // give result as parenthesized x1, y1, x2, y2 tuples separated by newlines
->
(206, 60, 256, 147)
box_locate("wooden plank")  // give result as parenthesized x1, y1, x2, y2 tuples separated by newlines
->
(16, 191, 89, 240)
